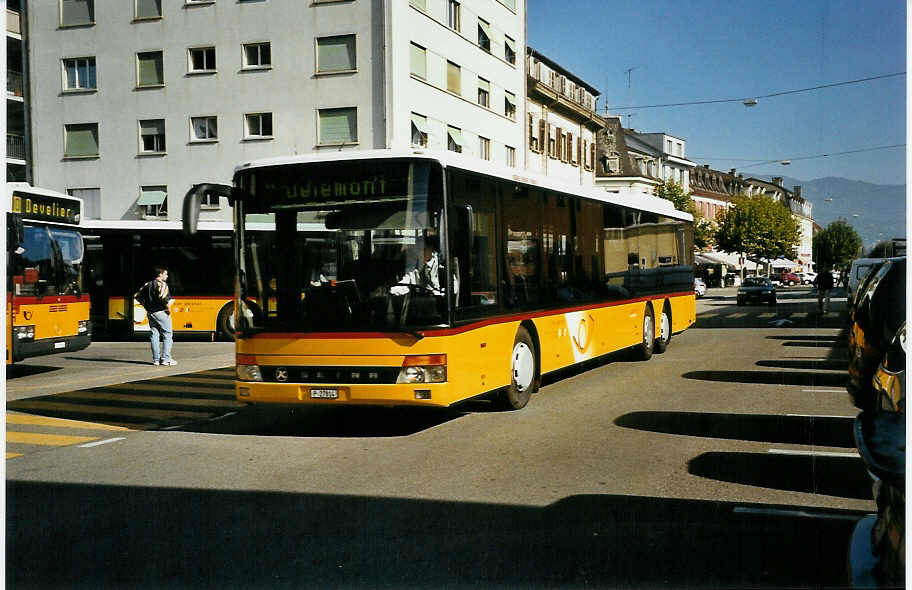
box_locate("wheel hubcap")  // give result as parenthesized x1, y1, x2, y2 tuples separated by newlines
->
(660, 313, 670, 342)
(643, 315, 653, 347)
(512, 342, 535, 392)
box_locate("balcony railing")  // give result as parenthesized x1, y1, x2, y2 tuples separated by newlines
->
(7, 70, 23, 97)
(7, 134, 26, 160)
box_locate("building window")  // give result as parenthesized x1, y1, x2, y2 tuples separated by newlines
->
(243, 42, 271, 69)
(135, 0, 162, 19)
(138, 186, 168, 219)
(64, 123, 99, 158)
(504, 91, 516, 120)
(136, 51, 164, 87)
(505, 145, 516, 167)
(447, 0, 460, 32)
(409, 42, 427, 79)
(411, 113, 429, 147)
(316, 35, 356, 73)
(504, 36, 516, 64)
(447, 125, 464, 153)
(189, 46, 217, 73)
(139, 119, 166, 153)
(61, 0, 94, 27)
(477, 19, 491, 52)
(244, 112, 273, 139)
(446, 61, 461, 95)
(409, 0, 426, 11)
(318, 107, 357, 145)
(63, 57, 96, 91)
(479, 136, 490, 160)
(477, 77, 490, 108)
(528, 115, 539, 152)
(67, 188, 101, 219)
(190, 116, 218, 142)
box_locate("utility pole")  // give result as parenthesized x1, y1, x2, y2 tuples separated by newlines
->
(625, 67, 636, 128)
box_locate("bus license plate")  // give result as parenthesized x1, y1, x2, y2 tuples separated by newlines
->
(310, 388, 338, 399)
(54, 342, 66, 349)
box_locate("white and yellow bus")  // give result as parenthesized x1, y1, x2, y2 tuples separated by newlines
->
(7, 184, 91, 363)
(184, 150, 695, 410)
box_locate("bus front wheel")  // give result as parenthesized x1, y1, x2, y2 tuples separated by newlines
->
(498, 327, 539, 411)
(216, 303, 236, 341)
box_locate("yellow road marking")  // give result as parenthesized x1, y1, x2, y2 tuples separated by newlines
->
(7, 431, 99, 446)
(91, 383, 234, 395)
(156, 376, 235, 385)
(6, 413, 132, 431)
(53, 391, 242, 408)
(6, 452, 24, 459)
(9, 400, 216, 421)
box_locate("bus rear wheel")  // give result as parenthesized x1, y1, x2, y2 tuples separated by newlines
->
(498, 327, 538, 410)
(216, 303, 236, 341)
(634, 305, 655, 361)
(654, 304, 671, 354)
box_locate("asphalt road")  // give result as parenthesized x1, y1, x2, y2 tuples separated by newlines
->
(6, 286, 872, 589)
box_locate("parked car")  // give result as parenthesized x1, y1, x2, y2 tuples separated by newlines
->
(694, 277, 706, 298)
(873, 322, 905, 413)
(848, 257, 886, 300)
(778, 271, 801, 286)
(847, 257, 905, 411)
(736, 276, 776, 306)
(799, 271, 817, 285)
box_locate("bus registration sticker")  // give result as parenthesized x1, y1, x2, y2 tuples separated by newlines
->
(310, 388, 338, 399)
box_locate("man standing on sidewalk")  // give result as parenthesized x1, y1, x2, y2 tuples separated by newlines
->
(813, 268, 834, 313)
(136, 266, 177, 366)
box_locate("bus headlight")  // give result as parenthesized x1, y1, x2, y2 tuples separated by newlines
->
(397, 354, 447, 384)
(78, 320, 89, 334)
(14, 326, 35, 342)
(236, 354, 263, 381)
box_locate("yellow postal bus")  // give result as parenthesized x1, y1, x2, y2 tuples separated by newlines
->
(7, 184, 91, 363)
(184, 150, 695, 410)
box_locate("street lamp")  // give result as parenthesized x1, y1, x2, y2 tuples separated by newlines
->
(743, 98, 758, 107)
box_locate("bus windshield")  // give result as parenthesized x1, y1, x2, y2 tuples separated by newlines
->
(235, 159, 451, 333)
(12, 224, 84, 297)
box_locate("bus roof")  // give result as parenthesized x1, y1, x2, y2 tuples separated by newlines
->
(232, 149, 693, 222)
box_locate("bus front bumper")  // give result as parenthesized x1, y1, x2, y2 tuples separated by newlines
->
(235, 381, 453, 407)
(12, 334, 91, 363)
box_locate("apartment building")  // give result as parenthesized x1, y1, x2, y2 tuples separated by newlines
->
(525, 47, 603, 186)
(27, 0, 524, 223)
(630, 132, 693, 191)
(7, 0, 29, 182)
(594, 116, 662, 194)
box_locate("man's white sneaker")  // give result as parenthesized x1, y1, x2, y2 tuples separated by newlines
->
(161, 359, 178, 366)
(153, 360, 161, 366)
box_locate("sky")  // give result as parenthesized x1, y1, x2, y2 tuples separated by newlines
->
(527, 0, 906, 186)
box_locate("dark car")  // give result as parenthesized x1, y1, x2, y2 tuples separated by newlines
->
(736, 276, 776, 306)
(778, 271, 801, 286)
(847, 257, 905, 411)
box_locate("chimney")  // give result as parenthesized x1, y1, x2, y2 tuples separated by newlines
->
(792, 186, 802, 198)
(703, 164, 710, 169)
(729, 168, 736, 176)
(772, 177, 783, 186)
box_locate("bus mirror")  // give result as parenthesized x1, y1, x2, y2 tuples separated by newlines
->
(183, 183, 236, 235)
(7, 214, 24, 251)
(450, 204, 474, 239)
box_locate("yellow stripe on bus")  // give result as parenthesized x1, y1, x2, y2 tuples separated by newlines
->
(6, 431, 99, 446)
(6, 413, 133, 431)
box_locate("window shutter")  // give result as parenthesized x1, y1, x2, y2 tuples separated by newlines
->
(62, 0, 94, 26)
(447, 61, 461, 94)
(317, 36, 356, 72)
(409, 44, 426, 79)
(556, 127, 562, 159)
(577, 136, 582, 166)
(539, 119, 546, 153)
(319, 108, 357, 144)
(137, 52, 163, 85)
(590, 144, 596, 172)
(65, 124, 98, 156)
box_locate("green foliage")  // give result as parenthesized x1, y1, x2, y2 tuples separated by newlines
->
(813, 219, 863, 271)
(866, 239, 902, 258)
(693, 218, 716, 250)
(654, 180, 695, 215)
(715, 194, 801, 262)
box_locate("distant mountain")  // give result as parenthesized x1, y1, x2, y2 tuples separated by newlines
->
(756, 175, 906, 252)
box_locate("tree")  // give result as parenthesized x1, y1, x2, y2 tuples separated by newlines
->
(715, 194, 801, 277)
(866, 239, 901, 258)
(813, 219, 862, 272)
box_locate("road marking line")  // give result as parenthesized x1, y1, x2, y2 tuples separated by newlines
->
(208, 411, 238, 422)
(6, 413, 132, 431)
(54, 391, 242, 408)
(6, 452, 24, 459)
(6, 431, 99, 446)
(733, 506, 863, 521)
(9, 400, 217, 420)
(767, 448, 860, 458)
(78, 437, 126, 448)
(801, 389, 845, 393)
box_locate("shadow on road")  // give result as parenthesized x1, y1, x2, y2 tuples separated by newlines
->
(683, 369, 847, 388)
(755, 359, 847, 371)
(615, 411, 856, 448)
(5, 364, 61, 379)
(688, 452, 871, 500)
(7, 481, 867, 589)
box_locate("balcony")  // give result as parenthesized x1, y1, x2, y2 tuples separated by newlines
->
(7, 134, 26, 161)
(7, 70, 23, 98)
(7, 9, 21, 35)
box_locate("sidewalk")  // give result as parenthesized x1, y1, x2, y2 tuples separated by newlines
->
(5, 340, 235, 401)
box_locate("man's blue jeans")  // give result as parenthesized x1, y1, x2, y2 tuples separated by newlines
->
(149, 310, 173, 362)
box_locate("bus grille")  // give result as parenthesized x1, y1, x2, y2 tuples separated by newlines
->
(261, 366, 400, 384)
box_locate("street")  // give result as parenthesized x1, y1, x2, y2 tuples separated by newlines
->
(6, 286, 871, 588)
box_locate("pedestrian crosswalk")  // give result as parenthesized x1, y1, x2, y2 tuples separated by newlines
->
(7, 368, 239, 459)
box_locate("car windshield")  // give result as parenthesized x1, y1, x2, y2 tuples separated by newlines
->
(743, 277, 769, 287)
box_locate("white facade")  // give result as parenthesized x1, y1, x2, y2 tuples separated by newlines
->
(630, 132, 693, 191)
(27, 0, 524, 223)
